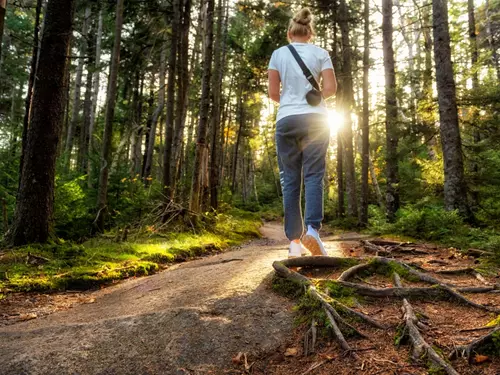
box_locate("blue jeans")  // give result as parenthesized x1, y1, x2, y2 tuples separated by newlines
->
(276, 113, 330, 241)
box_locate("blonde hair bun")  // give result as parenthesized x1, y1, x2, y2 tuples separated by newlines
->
(289, 8, 315, 39)
(293, 8, 313, 25)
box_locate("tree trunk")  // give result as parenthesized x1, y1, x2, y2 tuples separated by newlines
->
(170, 0, 191, 199)
(78, 5, 93, 173)
(19, 0, 43, 190)
(65, 9, 90, 169)
(382, 0, 399, 222)
(432, 0, 473, 220)
(208, 0, 223, 210)
(231, 91, 245, 195)
(96, 0, 125, 232)
(162, 0, 180, 200)
(331, 0, 344, 219)
(7, 0, 75, 246)
(485, 0, 500, 81)
(468, 0, 480, 208)
(87, 5, 103, 188)
(144, 42, 166, 181)
(369, 155, 384, 209)
(339, 0, 357, 220)
(141, 79, 154, 178)
(360, 0, 370, 227)
(0, 0, 6, 62)
(190, 0, 215, 213)
(131, 73, 144, 176)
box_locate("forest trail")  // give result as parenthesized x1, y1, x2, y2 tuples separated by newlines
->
(0, 223, 367, 375)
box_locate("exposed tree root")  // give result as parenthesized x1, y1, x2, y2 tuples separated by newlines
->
(303, 318, 317, 357)
(272, 250, 499, 370)
(449, 326, 500, 363)
(393, 273, 460, 375)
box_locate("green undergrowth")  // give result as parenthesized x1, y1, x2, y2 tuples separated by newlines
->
(0, 209, 262, 293)
(366, 204, 500, 265)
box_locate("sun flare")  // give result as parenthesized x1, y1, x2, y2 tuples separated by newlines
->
(327, 109, 344, 134)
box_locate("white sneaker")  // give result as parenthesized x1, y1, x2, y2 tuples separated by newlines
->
(288, 241, 309, 258)
(301, 225, 328, 256)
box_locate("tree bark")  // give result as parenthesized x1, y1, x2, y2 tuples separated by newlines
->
(96, 0, 125, 232)
(339, 0, 357, 220)
(78, 5, 93, 173)
(0, 0, 6, 63)
(485, 0, 500, 81)
(162, 0, 180, 200)
(231, 90, 245, 195)
(144, 42, 166, 181)
(382, 0, 399, 222)
(87, 5, 103, 188)
(7, 0, 75, 246)
(141, 79, 155, 178)
(65, 8, 90, 169)
(170, 0, 191, 198)
(19, 0, 43, 190)
(468, 0, 480, 208)
(359, 0, 370, 226)
(208, 0, 224, 210)
(190, 0, 215, 213)
(432, 0, 473, 220)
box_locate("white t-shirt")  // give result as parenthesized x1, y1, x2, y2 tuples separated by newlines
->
(268, 42, 334, 122)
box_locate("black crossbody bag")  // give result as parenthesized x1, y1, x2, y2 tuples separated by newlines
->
(287, 44, 323, 107)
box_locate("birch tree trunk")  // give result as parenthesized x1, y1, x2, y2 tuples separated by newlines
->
(7, 0, 75, 245)
(96, 0, 125, 232)
(432, 0, 473, 220)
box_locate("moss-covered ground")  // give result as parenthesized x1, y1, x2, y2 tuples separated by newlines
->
(0, 209, 262, 293)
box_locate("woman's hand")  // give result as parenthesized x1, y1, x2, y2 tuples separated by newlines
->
(268, 69, 281, 103)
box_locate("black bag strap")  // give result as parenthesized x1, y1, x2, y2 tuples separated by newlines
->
(287, 44, 320, 92)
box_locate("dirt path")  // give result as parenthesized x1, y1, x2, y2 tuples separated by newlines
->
(0, 223, 366, 375)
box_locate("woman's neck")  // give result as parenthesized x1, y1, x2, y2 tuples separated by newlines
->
(290, 36, 310, 43)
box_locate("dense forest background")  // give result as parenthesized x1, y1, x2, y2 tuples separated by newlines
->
(1, 0, 500, 255)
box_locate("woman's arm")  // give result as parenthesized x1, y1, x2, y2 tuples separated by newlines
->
(321, 68, 337, 99)
(268, 69, 281, 103)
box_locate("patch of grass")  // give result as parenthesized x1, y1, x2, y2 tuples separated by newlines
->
(0, 210, 262, 293)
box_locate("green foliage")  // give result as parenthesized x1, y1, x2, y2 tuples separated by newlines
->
(0, 210, 262, 293)
(368, 204, 500, 263)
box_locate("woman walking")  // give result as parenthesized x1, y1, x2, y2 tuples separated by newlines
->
(268, 8, 337, 257)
